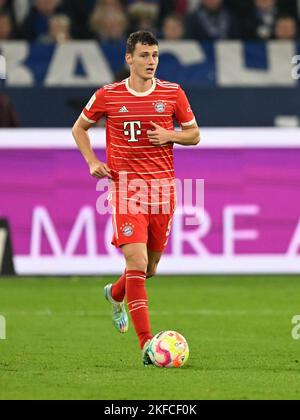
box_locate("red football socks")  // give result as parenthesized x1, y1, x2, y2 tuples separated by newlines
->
(126, 270, 153, 349)
(111, 272, 126, 302)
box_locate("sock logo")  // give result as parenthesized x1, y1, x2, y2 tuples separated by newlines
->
(131, 300, 148, 308)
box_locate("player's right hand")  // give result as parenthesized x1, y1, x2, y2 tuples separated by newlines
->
(89, 160, 113, 179)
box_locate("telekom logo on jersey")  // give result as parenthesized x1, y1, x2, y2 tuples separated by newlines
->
(124, 121, 141, 143)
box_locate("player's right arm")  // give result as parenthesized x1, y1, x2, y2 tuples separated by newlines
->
(72, 116, 112, 179)
(72, 88, 112, 180)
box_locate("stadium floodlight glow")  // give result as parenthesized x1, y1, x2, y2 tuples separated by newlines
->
(0, 315, 6, 340)
(0, 54, 6, 80)
(291, 55, 300, 80)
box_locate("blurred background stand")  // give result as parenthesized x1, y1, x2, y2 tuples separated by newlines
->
(0, 92, 20, 128)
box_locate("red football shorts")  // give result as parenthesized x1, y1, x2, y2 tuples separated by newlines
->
(111, 200, 176, 253)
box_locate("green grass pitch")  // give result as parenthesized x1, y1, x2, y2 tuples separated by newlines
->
(0, 275, 300, 400)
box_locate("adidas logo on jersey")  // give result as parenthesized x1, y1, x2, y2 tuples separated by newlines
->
(119, 106, 129, 113)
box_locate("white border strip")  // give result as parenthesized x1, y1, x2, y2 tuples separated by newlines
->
(1, 128, 300, 149)
(15, 256, 300, 275)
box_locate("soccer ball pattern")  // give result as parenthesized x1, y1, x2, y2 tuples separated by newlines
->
(148, 331, 189, 368)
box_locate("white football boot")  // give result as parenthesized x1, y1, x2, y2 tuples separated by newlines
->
(104, 284, 129, 333)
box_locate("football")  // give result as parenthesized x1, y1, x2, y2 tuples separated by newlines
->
(148, 331, 189, 368)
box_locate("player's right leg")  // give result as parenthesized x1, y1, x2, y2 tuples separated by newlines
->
(122, 243, 155, 365)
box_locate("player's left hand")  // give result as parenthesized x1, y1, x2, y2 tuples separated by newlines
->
(147, 121, 173, 146)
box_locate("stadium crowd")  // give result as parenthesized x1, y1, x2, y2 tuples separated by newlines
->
(0, 0, 299, 43)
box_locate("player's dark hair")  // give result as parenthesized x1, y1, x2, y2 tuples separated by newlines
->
(126, 31, 159, 55)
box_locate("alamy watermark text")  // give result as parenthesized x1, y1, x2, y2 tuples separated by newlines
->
(0, 315, 6, 340)
(292, 55, 300, 80)
(0, 54, 6, 80)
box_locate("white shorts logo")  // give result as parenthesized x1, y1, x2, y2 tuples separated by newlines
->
(121, 223, 135, 237)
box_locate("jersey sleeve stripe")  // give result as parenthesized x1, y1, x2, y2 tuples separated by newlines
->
(81, 112, 97, 124)
(181, 118, 196, 127)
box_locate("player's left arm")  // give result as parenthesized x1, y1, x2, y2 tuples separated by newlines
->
(148, 86, 200, 147)
(148, 121, 200, 147)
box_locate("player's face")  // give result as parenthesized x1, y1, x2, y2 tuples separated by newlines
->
(126, 43, 159, 81)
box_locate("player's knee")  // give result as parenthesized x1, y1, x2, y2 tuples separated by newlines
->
(126, 254, 148, 274)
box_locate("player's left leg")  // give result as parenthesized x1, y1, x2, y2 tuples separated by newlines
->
(147, 207, 174, 268)
(141, 219, 173, 365)
(122, 243, 156, 365)
(147, 249, 162, 279)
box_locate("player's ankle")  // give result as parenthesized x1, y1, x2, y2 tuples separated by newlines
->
(111, 284, 125, 302)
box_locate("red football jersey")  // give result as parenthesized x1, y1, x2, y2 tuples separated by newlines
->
(81, 78, 196, 207)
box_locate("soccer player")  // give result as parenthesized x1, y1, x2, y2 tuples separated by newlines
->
(72, 31, 200, 365)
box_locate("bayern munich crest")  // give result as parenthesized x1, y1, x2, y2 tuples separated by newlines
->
(121, 223, 135, 237)
(154, 101, 166, 113)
